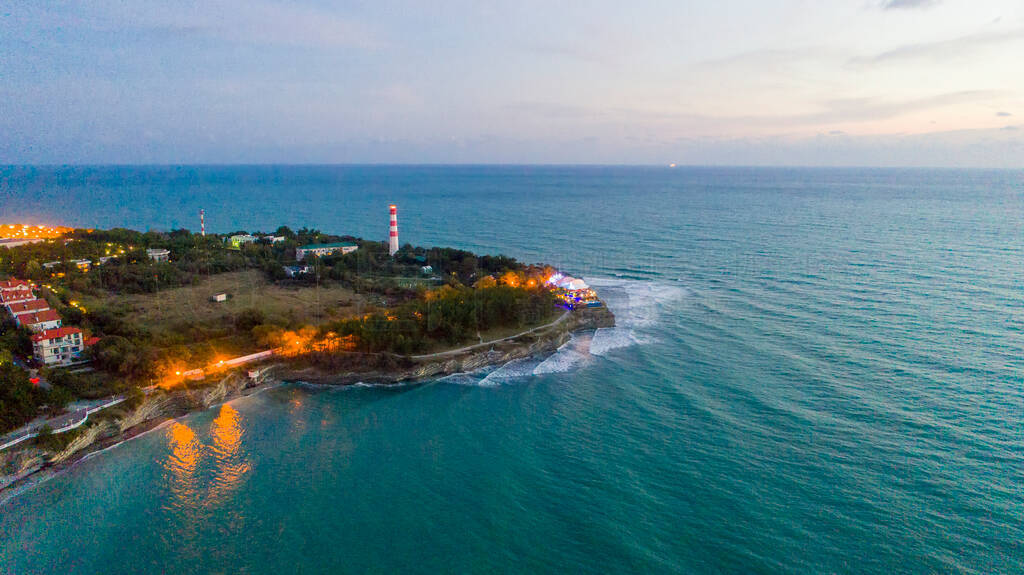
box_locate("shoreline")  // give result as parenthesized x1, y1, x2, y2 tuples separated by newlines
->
(0, 306, 614, 502)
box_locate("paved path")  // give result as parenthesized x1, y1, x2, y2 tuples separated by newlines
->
(410, 311, 570, 360)
(0, 396, 125, 451)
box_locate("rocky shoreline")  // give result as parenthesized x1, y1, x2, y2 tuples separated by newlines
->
(0, 306, 614, 501)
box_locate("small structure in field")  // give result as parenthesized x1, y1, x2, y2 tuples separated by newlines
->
(211, 293, 228, 302)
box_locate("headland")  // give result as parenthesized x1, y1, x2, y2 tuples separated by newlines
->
(0, 219, 613, 496)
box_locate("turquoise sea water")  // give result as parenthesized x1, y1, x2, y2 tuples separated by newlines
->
(1, 166, 1022, 573)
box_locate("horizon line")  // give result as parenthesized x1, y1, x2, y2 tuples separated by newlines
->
(1, 162, 1021, 171)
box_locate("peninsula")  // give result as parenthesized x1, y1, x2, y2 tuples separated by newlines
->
(0, 219, 613, 493)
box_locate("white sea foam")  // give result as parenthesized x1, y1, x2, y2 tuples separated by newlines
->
(477, 357, 542, 386)
(586, 277, 687, 349)
(532, 348, 589, 375)
(588, 327, 638, 356)
(437, 279, 686, 384)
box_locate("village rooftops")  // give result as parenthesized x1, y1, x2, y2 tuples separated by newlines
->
(18, 309, 62, 330)
(0, 279, 31, 289)
(7, 299, 50, 314)
(0, 288, 34, 305)
(31, 326, 82, 343)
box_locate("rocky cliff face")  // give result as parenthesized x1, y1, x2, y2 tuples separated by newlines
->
(279, 305, 616, 385)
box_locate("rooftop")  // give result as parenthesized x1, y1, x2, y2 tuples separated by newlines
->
(298, 242, 358, 250)
(8, 299, 50, 314)
(31, 326, 82, 342)
(21, 309, 61, 325)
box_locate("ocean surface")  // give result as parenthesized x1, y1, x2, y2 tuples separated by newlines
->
(1, 166, 1022, 573)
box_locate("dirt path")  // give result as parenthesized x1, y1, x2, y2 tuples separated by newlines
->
(410, 310, 570, 360)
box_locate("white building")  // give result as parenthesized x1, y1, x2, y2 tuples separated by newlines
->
(229, 235, 257, 248)
(32, 327, 84, 366)
(296, 242, 358, 261)
(146, 248, 170, 262)
(0, 280, 34, 306)
(18, 309, 62, 332)
(284, 265, 311, 277)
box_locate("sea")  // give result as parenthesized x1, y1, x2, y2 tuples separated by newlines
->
(0, 166, 1022, 574)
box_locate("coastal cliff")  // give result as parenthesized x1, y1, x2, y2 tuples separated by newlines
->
(1, 306, 613, 498)
(277, 306, 615, 385)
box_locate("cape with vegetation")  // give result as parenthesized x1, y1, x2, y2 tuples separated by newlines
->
(0, 225, 571, 435)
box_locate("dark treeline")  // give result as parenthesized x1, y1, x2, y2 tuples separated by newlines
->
(324, 284, 556, 355)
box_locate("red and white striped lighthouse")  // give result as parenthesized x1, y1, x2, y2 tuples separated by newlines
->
(388, 204, 399, 256)
(200, 209, 206, 237)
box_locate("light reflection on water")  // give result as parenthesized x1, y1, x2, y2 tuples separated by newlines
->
(208, 404, 251, 504)
(162, 404, 251, 511)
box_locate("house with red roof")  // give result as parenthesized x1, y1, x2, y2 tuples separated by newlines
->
(31, 327, 84, 366)
(7, 298, 50, 317)
(18, 308, 62, 332)
(0, 279, 34, 306)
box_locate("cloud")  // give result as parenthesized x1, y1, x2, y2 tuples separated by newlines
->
(10, 0, 383, 49)
(997, 111, 1012, 117)
(854, 28, 1024, 65)
(1002, 125, 1019, 131)
(880, 0, 941, 10)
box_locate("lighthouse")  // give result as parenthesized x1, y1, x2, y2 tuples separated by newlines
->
(388, 204, 399, 256)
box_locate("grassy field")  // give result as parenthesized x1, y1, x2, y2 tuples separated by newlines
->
(78, 270, 369, 336)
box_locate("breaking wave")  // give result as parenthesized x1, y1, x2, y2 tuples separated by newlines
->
(434, 278, 687, 386)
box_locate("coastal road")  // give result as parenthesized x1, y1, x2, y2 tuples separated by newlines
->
(410, 310, 570, 360)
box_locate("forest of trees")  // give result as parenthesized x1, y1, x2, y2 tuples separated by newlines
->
(323, 283, 557, 355)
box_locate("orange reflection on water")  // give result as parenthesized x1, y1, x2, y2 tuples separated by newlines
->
(207, 404, 251, 503)
(167, 422, 201, 477)
(164, 422, 203, 511)
(211, 404, 243, 456)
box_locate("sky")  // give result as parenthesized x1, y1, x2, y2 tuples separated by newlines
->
(1, 0, 1023, 166)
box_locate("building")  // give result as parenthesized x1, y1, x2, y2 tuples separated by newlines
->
(296, 242, 358, 261)
(421, 265, 434, 275)
(284, 265, 311, 277)
(71, 259, 91, 272)
(0, 280, 34, 306)
(229, 235, 257, 249)
(7, 298, 49, 316)
(259, 235, 286, 244)
(0, 238, 45, 249)
(31, 327, 84, 366)
(146, 248, 170, 262)
(211, 293, 228, 302)
(18, 309, 62, 332)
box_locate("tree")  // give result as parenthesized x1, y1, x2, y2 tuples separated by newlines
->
(0, 363, 46, 433)
(25, 259, 44, 281)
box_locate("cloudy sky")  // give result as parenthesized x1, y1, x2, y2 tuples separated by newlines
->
(2, 0, 1023, 166)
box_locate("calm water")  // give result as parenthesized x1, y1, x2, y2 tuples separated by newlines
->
(1, 166, 1023, 573)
